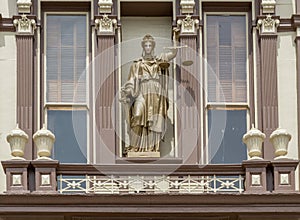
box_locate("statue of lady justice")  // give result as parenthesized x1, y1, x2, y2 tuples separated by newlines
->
(120, 34, 178, 157)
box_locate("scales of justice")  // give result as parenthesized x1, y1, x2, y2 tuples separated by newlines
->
(120, 33, 193, 158)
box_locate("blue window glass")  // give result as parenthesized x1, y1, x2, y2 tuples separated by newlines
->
(208, 109, 247, 163)
(48, 110, 87, 163)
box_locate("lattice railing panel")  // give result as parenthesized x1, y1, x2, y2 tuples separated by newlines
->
(57, 175, 244, 194)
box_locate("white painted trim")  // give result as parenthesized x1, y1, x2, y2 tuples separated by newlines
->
(44, 12, 90, 163)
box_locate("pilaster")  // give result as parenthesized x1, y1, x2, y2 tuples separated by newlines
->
(257, 15, 280, 160)
(14, 14, 36, 160)
(94, 2, 117, 162)
(176, 9, 200, 163)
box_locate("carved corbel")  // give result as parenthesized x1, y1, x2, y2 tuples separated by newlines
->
(13, 15, 36, 35)
(177, 15, 199, 35)
(95, 15, 117, 35)
(180, 0, 195, 15)
(261, 0, 276, 14)
(17, 0, 32, 14)
(257, 15, 280, 35)
(98, 0, 113, 14)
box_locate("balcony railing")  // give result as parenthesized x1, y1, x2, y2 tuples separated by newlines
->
(56, 164, 245, 194)
(1, 160, 299, 194)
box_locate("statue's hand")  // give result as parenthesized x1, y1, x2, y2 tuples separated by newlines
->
(120, 87, 134, 103)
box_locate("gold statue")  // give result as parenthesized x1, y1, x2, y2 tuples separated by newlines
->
(120, 34, 177, 157)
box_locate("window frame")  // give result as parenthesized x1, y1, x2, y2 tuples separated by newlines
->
(204, 11, 250, 164)
(43, 11, 91, 163)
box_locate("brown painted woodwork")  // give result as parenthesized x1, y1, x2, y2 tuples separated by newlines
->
(120, 2, 172, 17)
(16, 35, 34, 160)
(297, 0, 300, 14)
(1, 160, 30, 193)
(95, 34, 116, 163)
(242, 160, 270, 193)
(202, 2, 251, 12)
(259, 34, 278, 160)
(178, 36, 201, 164)
(272, 159, 299, 192)
(0, 17, 15, 32)
(41, 2, 90, 12)
(56, 164, 245, 175)
(1, 193, 300, 216)
(31, 160, 59, 193)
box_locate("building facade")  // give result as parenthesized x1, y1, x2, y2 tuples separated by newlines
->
(0, 0, 300, 219)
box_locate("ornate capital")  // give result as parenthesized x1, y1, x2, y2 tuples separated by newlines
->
(17, 0, 32, 14)
(257, 15, 280, 35)
(180, 0, 195, 14)
(98, 0, 113, 14)
(261, 0, 276, 14)
(13, 15, 36, 35)
(95, 15, 117, 35)
(177, 15, 199, 35)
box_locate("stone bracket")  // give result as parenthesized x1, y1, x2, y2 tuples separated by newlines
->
(180, 0, 195, 15)
(261, 0, 276, 14)
(98, 0, 113, 14)
(17, 0, 32, 14)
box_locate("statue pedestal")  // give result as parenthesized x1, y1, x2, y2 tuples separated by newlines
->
(127, 151, 160, 158)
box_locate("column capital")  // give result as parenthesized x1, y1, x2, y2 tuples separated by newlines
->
(177, 15, 199, 35)
(257, 15, 280, 35)
(95, 15, 117, 36)
(13, 15, 36, 35)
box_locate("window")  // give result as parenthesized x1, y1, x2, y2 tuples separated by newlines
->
(44, 13, 89, 163)
(205, 14, 248, 164)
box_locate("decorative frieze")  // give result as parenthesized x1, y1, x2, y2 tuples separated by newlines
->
(180, 0, 195, 14)
(17, 0, 32, 14)
(261, 0, 276, 14)
(13, 15, 36, 35)
(257, 15, 280, 34)
(95, 15, 117, 35)
(98, 0, 113, 14)
(177, 15, 199, 35)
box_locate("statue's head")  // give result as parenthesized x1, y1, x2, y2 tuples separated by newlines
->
(141, 34, 156, 56)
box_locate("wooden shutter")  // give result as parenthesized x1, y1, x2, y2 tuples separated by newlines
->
(206, 15, 247, 103)
(46, 15, 87, 103)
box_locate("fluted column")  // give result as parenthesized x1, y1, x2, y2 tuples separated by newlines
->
(94, 15, 117, 163)
(14, 15, 36, 160)
(257, 15, 280, 160)
(176, 11, 200, 163)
